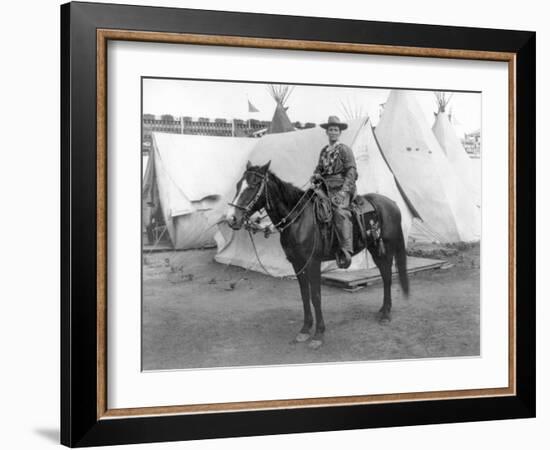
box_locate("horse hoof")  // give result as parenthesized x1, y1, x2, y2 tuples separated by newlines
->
(308, 339, 323, 350)
(379, 314, 391, 324)
(294, 333, 310, 343)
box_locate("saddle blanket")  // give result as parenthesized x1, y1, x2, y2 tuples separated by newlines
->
(350, 195, 376, 215)
(312, 190, 382, 254)
(312, 189, 377, 223)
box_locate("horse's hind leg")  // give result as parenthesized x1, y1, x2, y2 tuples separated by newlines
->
(371, 243, 394, 323)
(307, 260, 325, 349)
(292, 260, 313, 343)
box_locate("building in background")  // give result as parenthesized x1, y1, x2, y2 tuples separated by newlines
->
(462, 129, 481, 158)
(142, 114, 316, 153)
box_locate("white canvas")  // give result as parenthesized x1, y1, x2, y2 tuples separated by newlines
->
(433, 111, 481, 207)
(148, 132, 257, 249)
(375, 90, 481, 243)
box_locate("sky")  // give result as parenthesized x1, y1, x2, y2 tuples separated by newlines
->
(143, 78, 481, 135)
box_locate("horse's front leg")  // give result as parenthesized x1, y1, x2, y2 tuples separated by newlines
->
(292, 260, 313, 343)
(307, 260, 325, 349)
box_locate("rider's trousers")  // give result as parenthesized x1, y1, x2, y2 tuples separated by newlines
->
(331, 191, 353, 254)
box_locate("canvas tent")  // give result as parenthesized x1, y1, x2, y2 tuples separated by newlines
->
(143, 132, 257, 249)
(268, 103, 295, 134)
(432, 95, 481, 207)
(215, 117, 417, 276)
(142, 153, 149, 178)
(142, 151, 162, 239)
(267, 85, 295, 134)
(354, 118, 419, 230)
(375, 90, 480, 243)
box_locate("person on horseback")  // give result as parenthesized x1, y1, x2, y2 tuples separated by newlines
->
(310, 115, 358, 269)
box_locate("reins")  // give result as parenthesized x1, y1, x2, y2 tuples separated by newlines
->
(233, 169, 312, 233)
(247, 223, 317, 278)
(234, 170, 319, 278)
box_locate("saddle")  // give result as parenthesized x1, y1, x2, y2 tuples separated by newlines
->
(312, 189, 384, 256)
(350, 195, 385, 255)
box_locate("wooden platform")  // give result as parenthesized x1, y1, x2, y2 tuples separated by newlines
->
(142, 243, 217, 253)
(321, 256, 446, 290)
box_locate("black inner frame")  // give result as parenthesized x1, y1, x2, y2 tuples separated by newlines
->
(61, 2, 535, 447)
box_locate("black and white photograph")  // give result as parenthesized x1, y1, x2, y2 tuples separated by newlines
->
(0, 0, 543, 447)
(141, 78, 482, 371)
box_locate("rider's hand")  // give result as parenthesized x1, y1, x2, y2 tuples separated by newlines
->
(310, 173, 321, 184)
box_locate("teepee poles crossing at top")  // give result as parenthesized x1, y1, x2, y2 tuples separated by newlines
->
(267, 84, 294, 108)
(434, 91, 453, 114)
(339, 99, 367, 121)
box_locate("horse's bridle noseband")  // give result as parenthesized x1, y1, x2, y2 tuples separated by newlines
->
(229, 168, 313, 234)
(228, 170, 271, 220)
(228, 169, 317, 278)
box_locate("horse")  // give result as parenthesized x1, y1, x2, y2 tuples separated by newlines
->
(225, 160, 409, 349)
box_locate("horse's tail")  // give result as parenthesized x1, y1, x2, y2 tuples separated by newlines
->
(395, 229, 409, 298)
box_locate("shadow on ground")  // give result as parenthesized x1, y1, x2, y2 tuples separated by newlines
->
(34, 428, 59, 444)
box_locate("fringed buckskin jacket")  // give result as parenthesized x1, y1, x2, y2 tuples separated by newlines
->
(313, 142, 358, 194)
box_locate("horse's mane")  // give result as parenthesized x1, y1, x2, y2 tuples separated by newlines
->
(267, 169, 306, 207)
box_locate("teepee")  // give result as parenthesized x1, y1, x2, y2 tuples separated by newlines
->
(215, 117, 417, 276)
(355, 117, 420, 228)
(375, 90, 480, 243)
(267, 85, 295, 134)
(432, 92, 481, 207)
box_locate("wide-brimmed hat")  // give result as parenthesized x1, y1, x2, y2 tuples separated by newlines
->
(320, 115, 348, 130)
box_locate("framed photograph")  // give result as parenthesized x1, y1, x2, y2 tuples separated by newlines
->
(61, 1, 535, 447)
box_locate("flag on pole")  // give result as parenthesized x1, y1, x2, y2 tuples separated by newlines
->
(248, 100, 260, 113)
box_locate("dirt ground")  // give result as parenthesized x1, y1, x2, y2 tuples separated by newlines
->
(142, 242, 480, 370)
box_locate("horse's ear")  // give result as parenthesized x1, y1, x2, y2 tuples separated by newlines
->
(261, 160, 271, 172)
(246, 160, 252, 170)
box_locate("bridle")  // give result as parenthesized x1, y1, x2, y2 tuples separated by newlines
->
(228, 170, 271, 221)
(227, 168, 318, 278)
(228, 169, 314, 232)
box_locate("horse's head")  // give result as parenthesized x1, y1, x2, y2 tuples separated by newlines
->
(225, 160, 271, 230)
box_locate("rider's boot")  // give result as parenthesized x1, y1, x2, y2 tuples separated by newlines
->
(336, 219, 353, 269)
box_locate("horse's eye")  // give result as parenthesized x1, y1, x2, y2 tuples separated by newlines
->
(247, 176, 260, 186)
